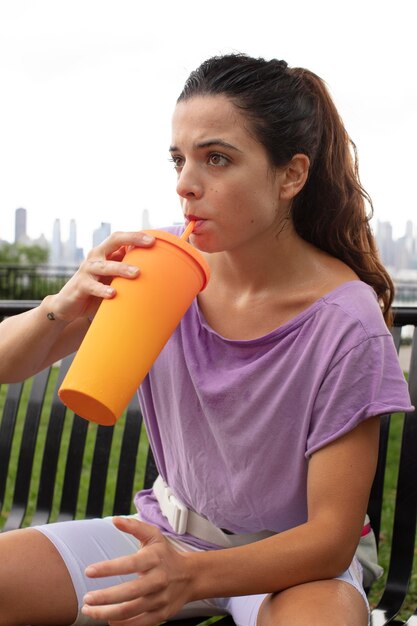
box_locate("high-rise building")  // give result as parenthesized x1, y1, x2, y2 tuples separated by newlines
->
(141, 209, 152, 230)
(50, 218, 62, 265)
(66, 219, 78, 264)
(376, 220, 395, 268)
(93, 222, 111, 247)
(15, 208, 28, 244)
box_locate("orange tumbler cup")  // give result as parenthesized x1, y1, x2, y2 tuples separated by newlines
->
(58, 229, 210, 425)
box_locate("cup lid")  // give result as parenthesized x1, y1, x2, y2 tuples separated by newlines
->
(143, 229, 211, 290)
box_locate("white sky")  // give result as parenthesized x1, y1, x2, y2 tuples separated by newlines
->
(0, 0, 416, 253)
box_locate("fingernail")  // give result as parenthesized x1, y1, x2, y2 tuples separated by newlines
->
(105, 287, 115, 296)
(142, 235, 154, 243)
(85, 565, 97, 576)
(127, 265, 140, 275)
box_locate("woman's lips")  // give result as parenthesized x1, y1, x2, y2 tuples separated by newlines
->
(185, 216, 206, 233)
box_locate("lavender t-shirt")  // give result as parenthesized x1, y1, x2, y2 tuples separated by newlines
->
(135, 269, 412, 549)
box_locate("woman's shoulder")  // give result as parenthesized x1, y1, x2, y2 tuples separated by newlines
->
(319, 280, 390, 338)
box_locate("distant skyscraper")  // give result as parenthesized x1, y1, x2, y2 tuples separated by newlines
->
(376, 220, 395, 268)
(15, 208, 28, 244)
(67, 219, 78, 264)
(51, 218, 62, 265)
(141, 209, 152, 230)
(405, 220, 414, 239)
(93, 222, 111, 247)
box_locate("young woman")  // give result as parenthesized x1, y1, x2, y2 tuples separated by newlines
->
(0, 53, 412, 626)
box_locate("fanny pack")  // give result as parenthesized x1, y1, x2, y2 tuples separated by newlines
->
(153, 475, 384, 586)
(153, 476, 275, 548)
(356, 514, 384, 588)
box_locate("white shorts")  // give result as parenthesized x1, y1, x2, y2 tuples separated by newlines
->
(35, 515, 370, 626)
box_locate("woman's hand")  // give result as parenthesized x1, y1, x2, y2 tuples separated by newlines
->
(45, 231, 155, 323)
(81, 517, 193, 626)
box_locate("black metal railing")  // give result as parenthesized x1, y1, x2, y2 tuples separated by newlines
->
(0, 265, 77, 300)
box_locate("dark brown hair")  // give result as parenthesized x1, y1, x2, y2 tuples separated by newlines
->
(178, 53, 394, 325)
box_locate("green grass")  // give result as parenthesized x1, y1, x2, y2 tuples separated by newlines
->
(367, 412, 417, 619)
(1, 375, 416, 621)
(0, 367, 149, 525)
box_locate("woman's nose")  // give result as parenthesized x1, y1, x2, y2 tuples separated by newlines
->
(176, 164, 203, 199)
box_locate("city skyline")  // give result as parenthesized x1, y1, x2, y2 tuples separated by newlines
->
(2, 202, 416, 255)
(1, 206, 417, 275)
(0, 207, 155, 264)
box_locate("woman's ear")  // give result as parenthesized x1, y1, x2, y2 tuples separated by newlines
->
(279, 154, 310, 200)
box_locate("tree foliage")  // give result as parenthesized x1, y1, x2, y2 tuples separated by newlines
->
(0, 242, 49, 265)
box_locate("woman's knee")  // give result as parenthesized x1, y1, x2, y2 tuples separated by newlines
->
(256, 579, 368, 626)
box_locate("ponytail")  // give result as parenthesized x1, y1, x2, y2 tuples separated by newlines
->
(290, 69, 394, 325)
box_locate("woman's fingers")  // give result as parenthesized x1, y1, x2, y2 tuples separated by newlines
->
(86, 257, 140, 281)
(82, 568, 172, 624)
(83, 575, 164, 607)
(81, 520, 189, 624)
(82, 598, 169, 626)
(90, 231, 155, 262)
(83, 231, 155, 282)
(49, 231, 156, 322)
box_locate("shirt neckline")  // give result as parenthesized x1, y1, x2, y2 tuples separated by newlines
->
(194, 280, 370, 345)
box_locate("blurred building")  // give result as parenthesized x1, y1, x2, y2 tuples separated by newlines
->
(49, 218, 83, 266)
(50, 218, 63, 265)
(376, 220, 395, 268)
(15, 208, 30, 244)
(93, 222, 111, 247)
(141, 209, 152, 230)
(376, 219, 417, 272)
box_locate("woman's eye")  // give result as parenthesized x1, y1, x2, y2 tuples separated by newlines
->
(169, 156, 183, 170)
(208, 153, 229, 166)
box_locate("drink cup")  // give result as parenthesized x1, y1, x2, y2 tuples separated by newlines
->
(58, 229, 210, 425)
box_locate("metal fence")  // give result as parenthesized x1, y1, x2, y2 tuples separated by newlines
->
(0, 264, 77, 300)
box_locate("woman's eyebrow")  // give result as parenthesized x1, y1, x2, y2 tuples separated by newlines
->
(169, 139, 242, 153)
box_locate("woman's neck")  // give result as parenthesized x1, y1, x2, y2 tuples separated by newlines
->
(197, 227, 358, 340)
(205, 228, 324, 295)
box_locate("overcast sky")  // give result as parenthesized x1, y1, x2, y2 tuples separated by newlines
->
(0, 0, 416, 253)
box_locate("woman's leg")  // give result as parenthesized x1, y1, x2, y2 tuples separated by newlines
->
(0, 527, 78, 626)
(256, 559, 369, 626)
(0, 516, 141, 626)
(223, 558, 369, 626)
(256, 578, 368, 626)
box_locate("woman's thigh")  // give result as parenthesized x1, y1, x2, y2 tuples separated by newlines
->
(0, 527, 78, 626)
(34, 516, 141, 626)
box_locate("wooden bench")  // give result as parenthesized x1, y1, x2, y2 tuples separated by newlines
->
(0, 301, 416, 626)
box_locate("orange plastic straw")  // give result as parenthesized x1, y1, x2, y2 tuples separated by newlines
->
(180, 221, 195, 240)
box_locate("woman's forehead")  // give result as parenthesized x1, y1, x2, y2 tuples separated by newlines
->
(171, 95, 250, 146)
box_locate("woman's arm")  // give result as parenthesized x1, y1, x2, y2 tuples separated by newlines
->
(81, 415, 380, 623)
(0, 231, 155, 382)
(190, 414, 380, 598)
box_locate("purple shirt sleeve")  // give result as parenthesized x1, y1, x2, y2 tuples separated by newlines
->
(307, 332, 411, 456)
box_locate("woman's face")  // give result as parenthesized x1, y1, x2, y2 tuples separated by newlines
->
(170, 95, 289, 253)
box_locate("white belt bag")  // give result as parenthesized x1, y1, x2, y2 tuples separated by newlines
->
(153, 475, 276, 548)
